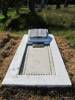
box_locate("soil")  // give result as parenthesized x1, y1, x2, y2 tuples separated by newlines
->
(0, 33, 75, 100)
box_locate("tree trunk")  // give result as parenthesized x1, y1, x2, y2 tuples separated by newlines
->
(64, 0, 69, 7)
(16, 7, 19, 15)
(56, 0, 61, 9)
(56, 4, 61, 9)
(41, 0, 45, 8)
(28, 0, 35, 12)
(2, 8, 8, 18)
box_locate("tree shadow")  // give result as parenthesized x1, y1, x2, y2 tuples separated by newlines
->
(5, 11, 75, 32)
(6, 12, 47, 31)
(0, 17, 9, 24)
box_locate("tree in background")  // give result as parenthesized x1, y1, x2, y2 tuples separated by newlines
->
(56, 0, 61, 9)
(41, 0, 48, 8)
(64, 0, 69, 7)
(0, 0, 73, 17)
(28, 0, 35, 12)
(0, 0, 9, 18)
(14, 0, 23, 15)
(0, 0, 24, 17)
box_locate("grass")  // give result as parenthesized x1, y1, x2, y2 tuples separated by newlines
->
(0, 5, 75, 48)
(52, 29, 75, 48)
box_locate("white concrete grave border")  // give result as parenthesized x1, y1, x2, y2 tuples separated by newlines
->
(2, 34, 72, 87)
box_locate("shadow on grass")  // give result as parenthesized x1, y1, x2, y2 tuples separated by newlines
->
(0, 17, 8, 24)
(2, 11, 75, 32)
(6, 15, 72, 32)
(6, 12, 47, 31)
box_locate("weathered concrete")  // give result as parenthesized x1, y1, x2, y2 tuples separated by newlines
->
(22, 46, 55, 75)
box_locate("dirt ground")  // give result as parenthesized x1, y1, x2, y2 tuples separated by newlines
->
(0, 33, 75, 100)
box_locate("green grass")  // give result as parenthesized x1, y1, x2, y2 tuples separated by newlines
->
(50, 29, 75, 48)
(0, 5, 75, 48)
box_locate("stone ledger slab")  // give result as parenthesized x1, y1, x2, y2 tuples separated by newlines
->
(2, 34, 72, 87)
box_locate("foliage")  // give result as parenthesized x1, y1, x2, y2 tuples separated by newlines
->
(0, 0, 75, 17)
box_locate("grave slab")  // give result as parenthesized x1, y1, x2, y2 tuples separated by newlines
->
(2, 33, 71, 87)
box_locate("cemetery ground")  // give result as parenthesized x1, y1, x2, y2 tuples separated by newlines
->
(0, 5, 75, 100)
